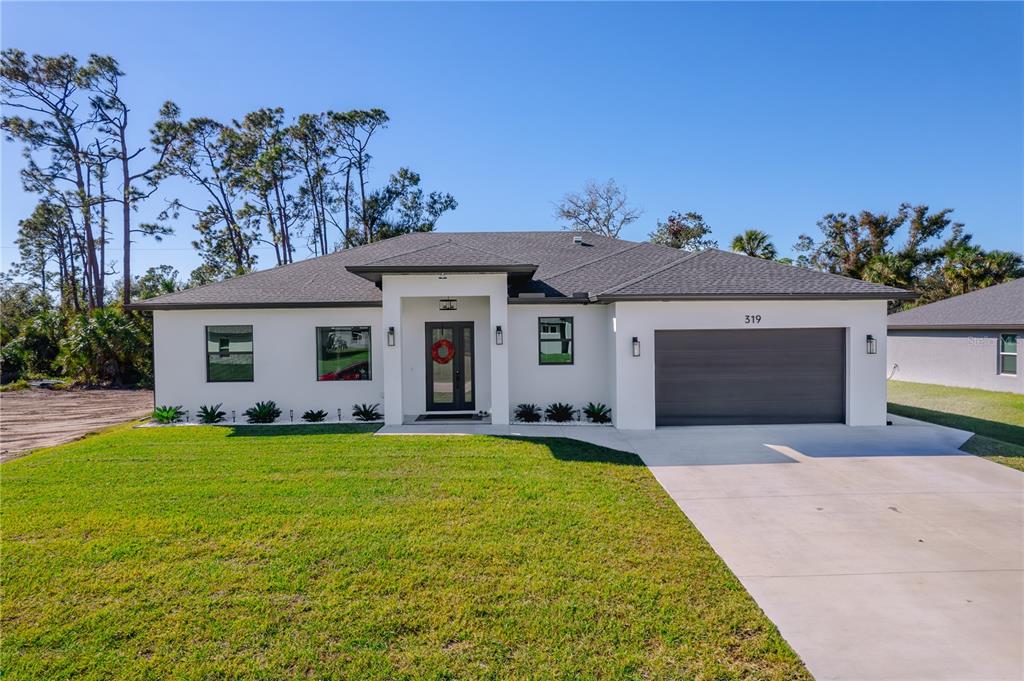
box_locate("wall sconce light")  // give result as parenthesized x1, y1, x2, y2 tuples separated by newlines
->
(632, 336, 641, 357)
(439, 298, 457, 311)
(495, 325, 503, 345)
(387, 326, 396, 347)
(866, 334, 877, 355)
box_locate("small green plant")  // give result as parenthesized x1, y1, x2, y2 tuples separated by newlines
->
(514, 403, 542, 423)
(0, 379, 30, 393)
(352, 403, 382, 422)
(244, 400, 281, 424)
(583, 402, 612, 424)
(302, 409, 328, 423)
(152, 405, 184, 424)
(197, 403, 226, 424)
(545, 402, 575, 423)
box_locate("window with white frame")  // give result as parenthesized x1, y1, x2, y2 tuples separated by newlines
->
(998, 333, 1017, 375)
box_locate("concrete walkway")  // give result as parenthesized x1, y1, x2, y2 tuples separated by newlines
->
(378, 419, 1024, 680)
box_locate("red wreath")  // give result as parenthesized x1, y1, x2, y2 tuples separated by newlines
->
(431, 338, 455, 364)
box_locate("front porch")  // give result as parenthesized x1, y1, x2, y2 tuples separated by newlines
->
(378, 272, 511, 426)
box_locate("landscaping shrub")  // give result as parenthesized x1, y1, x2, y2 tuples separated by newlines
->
(244, 401, 281, 424)
(514, 403, 541, 423)
(583, 402, 612, 424)
(302, 409, 328, 423)
(545, 402, 575, 423)
(152, 405, 184, 424)
(352, 403, 382, 422)
(197, 403, 226, 424)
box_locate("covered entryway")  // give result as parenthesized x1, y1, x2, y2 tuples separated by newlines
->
(654, 328, 845, 426)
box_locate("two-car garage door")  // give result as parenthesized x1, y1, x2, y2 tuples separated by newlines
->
(654, 328, 846, 426)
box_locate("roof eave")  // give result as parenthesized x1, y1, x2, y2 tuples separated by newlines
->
(888, 323, 1024, 331)
(125, 300, 383, 311)
(345, 264, 538, 283)
(595, 292, 917, 302)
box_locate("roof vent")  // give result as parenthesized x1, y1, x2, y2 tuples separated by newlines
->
(572, 235, 584, 245)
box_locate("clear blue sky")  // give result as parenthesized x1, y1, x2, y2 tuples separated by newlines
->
(2, 1, 1022, 278)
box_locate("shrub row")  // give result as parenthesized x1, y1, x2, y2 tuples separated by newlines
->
(514, 402, 611, 424)
(151, 401, 383, 425)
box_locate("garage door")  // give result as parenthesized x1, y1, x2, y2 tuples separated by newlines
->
(654, 328, 845, 426)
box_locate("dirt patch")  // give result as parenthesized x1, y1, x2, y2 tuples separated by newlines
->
(0, 387, 153, 461)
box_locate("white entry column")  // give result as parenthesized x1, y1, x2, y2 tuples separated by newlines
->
(488, 285, 510, 425)
(381, 284, 403, 425)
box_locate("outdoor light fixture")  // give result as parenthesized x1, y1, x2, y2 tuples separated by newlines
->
(440, 298, 457, 311)
(387, 326, 395, 346)
(866, 334, 878, 355)
(632, 336, 641, 357)
(495, 325, 503, 345)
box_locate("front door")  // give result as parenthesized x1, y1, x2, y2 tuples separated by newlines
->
(425, 322, 475, 411)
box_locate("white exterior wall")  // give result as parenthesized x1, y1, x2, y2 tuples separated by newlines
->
(381, 273, 508, 425)
(507, 304, 613, 418)
(888, 330, 1023, 394)
(151, 296, 891, 430)
(152, 308, 385, 419)
(611, 299, 889, 429)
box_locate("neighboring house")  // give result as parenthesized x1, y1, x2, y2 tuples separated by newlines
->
(888, 278, 1023, 394)
(129, 231, 911, 428)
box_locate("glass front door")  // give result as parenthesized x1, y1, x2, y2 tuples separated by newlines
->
(425, 322, 475, 411)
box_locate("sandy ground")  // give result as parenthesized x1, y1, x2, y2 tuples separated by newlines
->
(0, 387, 153, 461)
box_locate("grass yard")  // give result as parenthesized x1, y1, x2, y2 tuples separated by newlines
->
(0, 425, 808, 680)
(888, 380, 1024, 471)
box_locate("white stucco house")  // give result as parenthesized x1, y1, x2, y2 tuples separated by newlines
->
(888, 278, 1022, 393)
(130, 231, 912, 428)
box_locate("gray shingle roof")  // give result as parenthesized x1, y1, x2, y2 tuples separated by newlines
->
(597, 249, 915, 300)
(345, 239, 537, 282)
(887, 278, 1024, 329)
(129, 231, 911, 309)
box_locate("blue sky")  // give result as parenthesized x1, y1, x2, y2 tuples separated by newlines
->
(2, 1, 1022, 278)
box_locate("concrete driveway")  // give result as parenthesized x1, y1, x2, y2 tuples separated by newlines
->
(618, 419, 1023, 681)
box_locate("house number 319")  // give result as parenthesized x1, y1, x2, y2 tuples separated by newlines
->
(745, 314, 762, 324)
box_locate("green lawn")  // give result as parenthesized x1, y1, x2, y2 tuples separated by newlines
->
(1, 425, 808, 680)
(888, 380, 1024, 471)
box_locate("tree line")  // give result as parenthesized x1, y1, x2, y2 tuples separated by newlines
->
(1, 49, 457, 386)
(555, 178, 1022, 306)
(2, 49, 457, 310)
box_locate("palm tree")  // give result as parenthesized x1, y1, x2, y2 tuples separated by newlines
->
(730, 229, 778, 260)
(940, 245, 990, 296)
(861, 252, 914, 289)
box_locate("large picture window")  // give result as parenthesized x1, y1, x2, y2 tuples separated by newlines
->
(999, 333, 1017, 375)
(538, 317, 574, 365)
(317, 326, 371, 381)
(206, 325, 253, 382)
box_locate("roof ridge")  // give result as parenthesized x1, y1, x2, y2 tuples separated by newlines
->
(597, 249, 703, 296)
(365, 238, 456, 265)
(542, 242, 646, 280)
(455, 240, 536, 263)
(710, 248, 907, 293)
